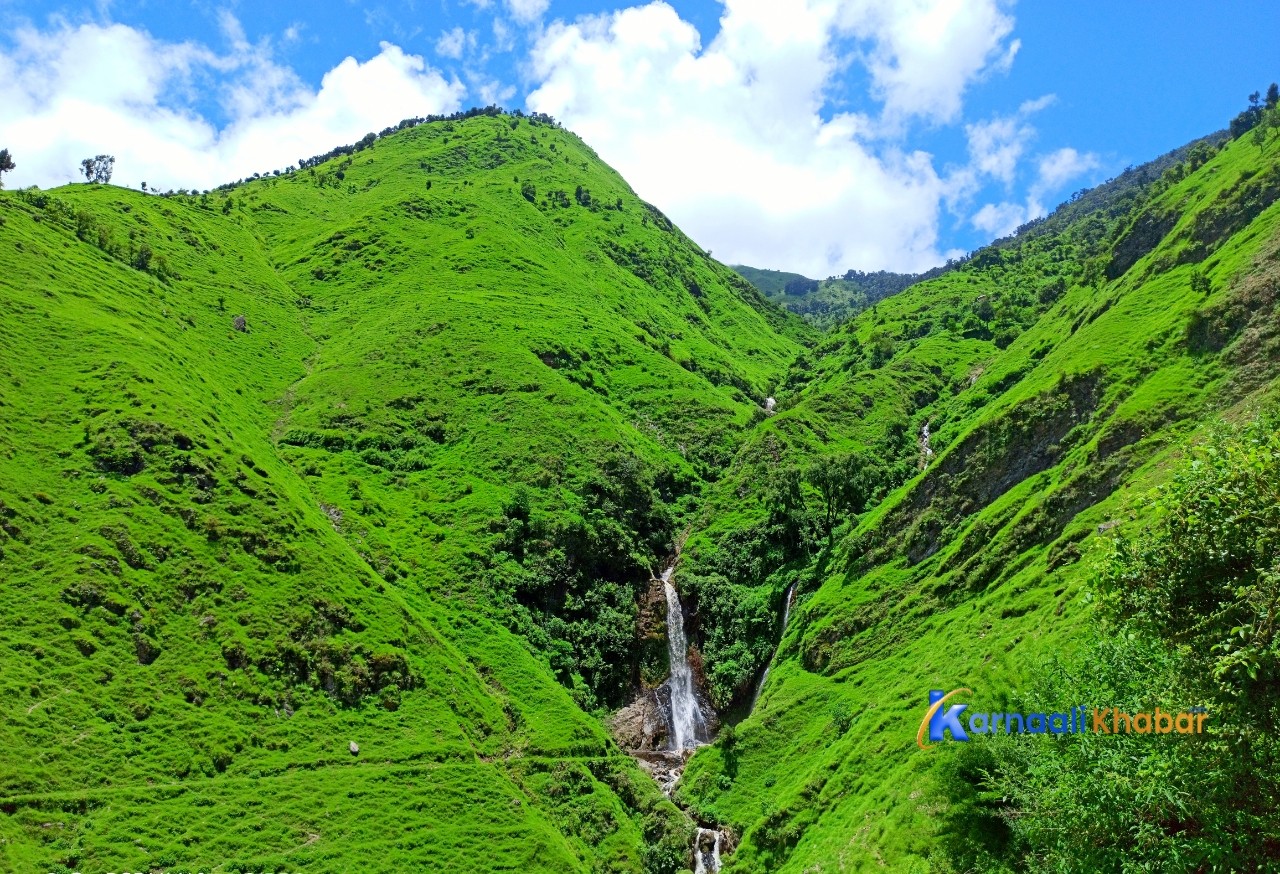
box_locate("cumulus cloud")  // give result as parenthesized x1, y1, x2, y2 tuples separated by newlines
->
(0, 19, 464, 191)
(527, 0, 1027, 274)
(969, 145, 1100, 237)
(436, 26, 469, 59)
(506, 0, 550, 26)
(837, 0, 1019, 127)
(0, 2, 1093, 273)
(966, 114, 1033, 185)
(1037, 146, 1097, 191)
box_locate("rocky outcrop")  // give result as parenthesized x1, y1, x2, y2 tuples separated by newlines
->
(635, 573, 671, 688)
(611, 688, 669, 751)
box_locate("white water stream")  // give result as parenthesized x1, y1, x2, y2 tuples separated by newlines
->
(650, 559, 725, 871)
(750, 582, 797, 711)
(693, 827, 722, 873)
(662, 563, 706, 750)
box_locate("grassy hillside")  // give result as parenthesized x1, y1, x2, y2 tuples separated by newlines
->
(0, 112, 808, 873)
(677, 127, 1280, 871)
(4, 98, 1279, 874)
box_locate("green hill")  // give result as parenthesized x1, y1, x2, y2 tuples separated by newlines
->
(0, 111, 808, 873)
(676, 120, 1280, 870)
(732, 265, 927, 330)
(3, 98, 1280, 874)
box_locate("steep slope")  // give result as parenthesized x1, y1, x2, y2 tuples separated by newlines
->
(0, 112, 807, 873)
(677, 129, 1280, 871)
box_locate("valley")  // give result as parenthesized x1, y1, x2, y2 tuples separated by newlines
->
(2, 100, 1279, 873)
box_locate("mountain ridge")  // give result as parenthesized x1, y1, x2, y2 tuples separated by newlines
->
(2, 97, 1279, 873)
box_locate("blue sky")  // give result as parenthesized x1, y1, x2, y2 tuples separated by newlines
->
(2, 0, 1277, 275)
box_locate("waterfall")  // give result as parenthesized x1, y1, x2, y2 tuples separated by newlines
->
(750, 583, 796, 711)
(693, 827, 722, 874)
(662, 563, 706, 751)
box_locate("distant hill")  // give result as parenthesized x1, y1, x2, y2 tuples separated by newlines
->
(732, 264, 926, 329)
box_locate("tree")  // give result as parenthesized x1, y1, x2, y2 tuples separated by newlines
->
(956, 414, 1280, 872)
(1268, 82, 1280, 109)
(80, 154, 115, 184)
(0, 148, 14, 189)
(806, 452, 873, 536)
(764, 463, 808, 554)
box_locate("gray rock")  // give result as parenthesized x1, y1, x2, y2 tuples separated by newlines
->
(610, 689, 669, 751)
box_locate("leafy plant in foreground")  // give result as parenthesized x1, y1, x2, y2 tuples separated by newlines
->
(950, 413, 1280, 871)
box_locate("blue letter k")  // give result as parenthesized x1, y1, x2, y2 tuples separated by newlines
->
(928, 689, 970, 742)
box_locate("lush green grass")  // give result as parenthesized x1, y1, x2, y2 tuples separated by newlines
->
(677, 129, 1280, 871)
(3, 106, 1278, 873)
(0, 112, 806, 872)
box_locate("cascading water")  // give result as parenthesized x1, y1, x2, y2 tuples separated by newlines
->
(693, 827, 722, 873)
(750, 583, 797, 711)
(919, 420, 934, 466)
(662, 563, 707, 750)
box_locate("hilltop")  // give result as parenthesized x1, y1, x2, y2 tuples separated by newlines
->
(0, 110, 807, 873)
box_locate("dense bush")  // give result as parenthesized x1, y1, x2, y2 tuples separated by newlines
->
(945, 413, 1280, 870)
(490, 453, 681, 709)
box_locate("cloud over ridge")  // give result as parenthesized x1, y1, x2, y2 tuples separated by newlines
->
(0, 19, 463, 192)
(0, 1, 1100, 274)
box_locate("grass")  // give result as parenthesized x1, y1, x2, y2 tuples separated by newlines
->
(2, 108, 1278, 873)
(676, 130, 1280, 872)
(0, 112, 803, 872)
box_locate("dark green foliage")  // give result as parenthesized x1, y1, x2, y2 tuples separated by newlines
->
(783, 277, 818, 296)
(0, 147, 14, 189)
(953, 415, 1280, 871)
(732, 265, 933, 329)
(79, 154, 115, 184)
(493, 453, 682, 708)
(805, 452, 875, 537)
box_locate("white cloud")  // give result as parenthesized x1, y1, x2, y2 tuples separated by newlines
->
(965, 115, 1031, 185)
(1018, 93, 1055, 115)
(0, 20, 464, 191)
(1037, 146, 1097, 192)
(506, 0, 549, 25)
(436, 26, 468, 59)
(837, 0, 1019, 127)
(492, 17, 516, 52)
(969, 145, 1100, 237)
(526, 0, 1022, 274)
(960, 93, 1053, 191)
(970, 201, 1025, 237)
